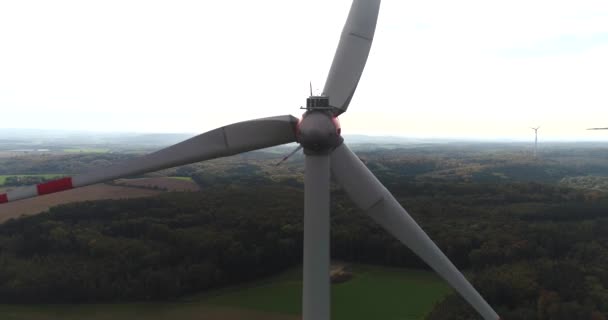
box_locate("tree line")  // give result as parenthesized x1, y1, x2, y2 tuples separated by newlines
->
(0, 179, 607, 319)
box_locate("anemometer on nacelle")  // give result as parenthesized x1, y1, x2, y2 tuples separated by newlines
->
(304, 95, 332, 111)
(302, 81, 333, 111)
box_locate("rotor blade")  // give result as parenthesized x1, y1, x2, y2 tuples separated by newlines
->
(303, 153, 331, 320)
(330, 143, 500, 320)
(588, 127, 608, 130)
(1, 115, 298, 204)
(323, 0, 380, 116)
(276, 145, 303, 166)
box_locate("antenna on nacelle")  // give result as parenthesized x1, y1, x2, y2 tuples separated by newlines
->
(309, 81, 313, 97)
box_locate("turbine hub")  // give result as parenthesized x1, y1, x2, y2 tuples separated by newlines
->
(297, 110, 342, 155)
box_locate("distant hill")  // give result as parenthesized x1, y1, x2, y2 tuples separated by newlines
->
(0, 128, 193, 147)
(3, 128, 608, 151)
(0, 128, 507, 149)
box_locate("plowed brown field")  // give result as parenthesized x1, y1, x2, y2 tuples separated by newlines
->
(0, 184, 161, 223)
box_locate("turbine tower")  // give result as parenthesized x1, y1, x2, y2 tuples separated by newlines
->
(0, 1, 501, 320)
(531, 126, 540, 158)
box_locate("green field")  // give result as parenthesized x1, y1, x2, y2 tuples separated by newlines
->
(0, 265, 450, 320)
(204, 265, 451, 319)
(168, 176, 194, 181)
(0, 174, 66, 186)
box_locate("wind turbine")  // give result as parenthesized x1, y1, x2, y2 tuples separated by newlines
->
(531, 126, 540, 158)
(0, 1, 500, 319)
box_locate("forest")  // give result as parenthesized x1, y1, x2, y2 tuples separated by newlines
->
(2, 142, 608, 319)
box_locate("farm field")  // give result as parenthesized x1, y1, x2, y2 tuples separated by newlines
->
(62, 148, 110, 153)
(0, 184, 161, 222)
(114, 177, 200, 191)
(0, 177, 200, 222)
(0, 265, 449, 320)
(0, 151, 52, 158)
(0, 174, 66, 186)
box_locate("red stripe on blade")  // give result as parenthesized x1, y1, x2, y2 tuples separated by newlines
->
(37, 177, 73, 195)
(0, 193, 7, 204)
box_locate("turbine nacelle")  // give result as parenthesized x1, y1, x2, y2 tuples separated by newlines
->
(297, 109, 342, 154)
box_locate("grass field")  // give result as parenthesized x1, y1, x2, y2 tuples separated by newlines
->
(204, 265, 451, 320)
(0, 304, 295, 320)
(168, 176, 194, 181)
(0, 265, 450, 320)
(0, 174, 66, 186)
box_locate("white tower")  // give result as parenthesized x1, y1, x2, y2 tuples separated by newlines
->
(531, 127, 540, 158)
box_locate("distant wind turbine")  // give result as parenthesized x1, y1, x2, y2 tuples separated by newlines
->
(531, 127, 540, 158)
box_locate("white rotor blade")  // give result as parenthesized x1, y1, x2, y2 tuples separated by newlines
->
(330, 143, 500, 320)
(323, 0, 380, 115)
(1, 115, 298, 204)
(588, 127, 608, 130)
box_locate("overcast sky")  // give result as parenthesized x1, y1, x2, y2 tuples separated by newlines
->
(2, 0, 608, 141)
